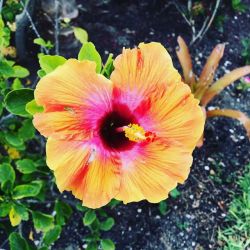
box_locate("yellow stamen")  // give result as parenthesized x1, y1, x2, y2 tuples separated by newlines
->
(123, 124, 146, 142)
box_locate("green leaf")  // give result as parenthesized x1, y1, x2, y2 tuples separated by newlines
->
(76, 202, 88, 212)
(86, 242, 98, 250)
(4, 88, 34, 117)
(12, 66, 30, 78)
(18, 119, 35, 141)
(34, 38, 47, 46)
(4, 132, 23, 147)
(9, 232, 29, 250)
(83, 210, 96, 226)
(13, 182, 42, 199)
(78, 42, 102, 73)
(42, 225, 62, 246)
(101, 239, 115, 250)
(34, 38, 54, 49)
(32, 211, 54, 232)
(0, 60, 14, 77)
(0, 94, 3, 115)
(12, 203, 29, 221)
(100, 217, 115, 231)
(12, 78, 23, 90)
(25, 99, 44, 115)
(159, 201, 168, 215)
(73, 27, 88, 44)
(101, 53, 114, 77)
(37, 69, 46, 78)
(0, 163, 15, 191)
(9, 206, 21, 226)
(0, 202, 11, 217)
(170, 188, 181, 199)
(39, 55, 66, 74)
(16, 159, 37, 174)
(108, 199, 121, 209)
(55, 200, 73, 226)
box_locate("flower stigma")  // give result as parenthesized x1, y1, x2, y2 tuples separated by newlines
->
(116, 123, 156, 143)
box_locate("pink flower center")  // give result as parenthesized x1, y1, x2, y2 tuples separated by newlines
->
(98, 104, 137, 151)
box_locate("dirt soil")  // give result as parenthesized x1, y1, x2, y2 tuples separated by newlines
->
(1, 0, 250, 249)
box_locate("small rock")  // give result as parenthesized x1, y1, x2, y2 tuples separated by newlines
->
(204, 166, 210, 171)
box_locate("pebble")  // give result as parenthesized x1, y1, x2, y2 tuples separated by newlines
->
(208, 157, 215, 163)
(207, 106, 216, 111)
(224, 60, 232, 67)
(210, 169, 215, 175)
(230, 135, 238, 142)
(34, 241, 39, 246)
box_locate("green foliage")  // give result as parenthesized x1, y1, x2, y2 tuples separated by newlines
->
(101, 53, 114, 78)
(25, 99, 44, 115)
(73, 27, 88, 44)
(82, 208, 116, 250)
(0, 163, 15, 191)
(218, 164, 250, 249)
(100, 217, 115, 231)
(12, 182, 42, 199)
(231, 0, 247, 12)
(158, 200, 168, 215)
(39, 55, 66, 74)
(9, 233, 29, 250)
(34, 38, 54, 50)
(0, 11, 65, 249)
(215, 15, 228, 33)
(78, 42, 102, 73)
(170, 188, 181, 199)
(55, 200, 73, 226)
(32, 211, 54, 232)
(83, 210, 97, 226)
(236, 78, 250, 91)
(101, 239, 115, 250)
(4, 89, 34, 117)
(2, 1, 22, 22)
(241, 37, 250, 65)
(11, 66, 30, 78)
(42, 225, 62, 246)
(16, 159, 37, 174)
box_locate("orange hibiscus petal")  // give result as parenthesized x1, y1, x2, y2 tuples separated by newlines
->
(115, 141, 192, 203)
(111, 42, 181, 94)
(34, 59, 112, 139)
(33, 111, 87, 140)
(142, 82, 205, 151)
(46, 138, 121, 209)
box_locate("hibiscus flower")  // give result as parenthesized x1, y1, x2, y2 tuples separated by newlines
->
(33, 43, 205, 208)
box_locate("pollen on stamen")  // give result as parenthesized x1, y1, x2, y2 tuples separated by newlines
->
(123, 124, 156, 143)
